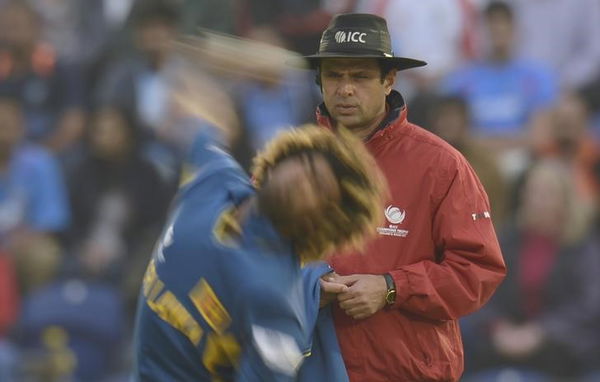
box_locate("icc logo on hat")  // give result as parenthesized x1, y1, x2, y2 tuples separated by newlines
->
(334, 30, 367, 44)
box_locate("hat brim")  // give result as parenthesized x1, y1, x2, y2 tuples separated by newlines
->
(302, 53, 427, 71)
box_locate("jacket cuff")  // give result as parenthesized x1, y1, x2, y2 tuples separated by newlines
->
(388, 269, 410, 306)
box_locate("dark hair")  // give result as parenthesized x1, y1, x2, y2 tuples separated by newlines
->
(432, 95, 469, 118)
(131, 0, 180, 27)
(315, 59, 397, 88)
(484, 1, 513, 20)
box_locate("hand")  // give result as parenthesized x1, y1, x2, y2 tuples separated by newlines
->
(163, 62, 239, 147)
(335, 274, 388, 320)
(319, 272, 347, 308)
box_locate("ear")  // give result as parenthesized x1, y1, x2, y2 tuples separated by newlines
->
(384, 69, 397, 95)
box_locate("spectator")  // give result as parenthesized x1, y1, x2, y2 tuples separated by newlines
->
(464, 159, 599, 379)
(0, 100, 69, 373)
(507, 0, 600, 90)
(1, 233, 65, 382)
(356, 0, 478, 99)
(28, 0, 138, 65)
(28, 0, 141, 101)
(532, 92, 600, 228)
(0, 0, 86, 157)
(13, 278, 125, 381)
(95, 0, 180, 134)
(0, 97, 70, 248)
(442, 1, 558, 180)
(95, 0, 183, 183)
(429, 95, 508, 228)
(66, 106, 174, 297)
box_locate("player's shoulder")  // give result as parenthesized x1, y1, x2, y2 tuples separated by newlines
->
(179, 162, 251, 210)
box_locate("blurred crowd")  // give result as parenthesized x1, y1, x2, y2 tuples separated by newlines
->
(0, 0, 599, 381)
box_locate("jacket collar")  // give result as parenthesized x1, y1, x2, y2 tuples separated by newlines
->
(315, 90, 409, 143)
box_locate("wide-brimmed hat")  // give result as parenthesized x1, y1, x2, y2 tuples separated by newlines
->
(304, 13, 427, 71)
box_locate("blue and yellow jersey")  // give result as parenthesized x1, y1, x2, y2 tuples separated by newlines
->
(133, 125, 310, 381)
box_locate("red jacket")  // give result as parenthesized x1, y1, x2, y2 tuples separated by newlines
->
(318, 91, 506, 382)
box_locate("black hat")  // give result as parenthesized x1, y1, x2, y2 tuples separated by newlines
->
(305, 13, 427, 71)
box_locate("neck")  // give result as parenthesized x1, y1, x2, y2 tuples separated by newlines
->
(489, 49, 511, 63)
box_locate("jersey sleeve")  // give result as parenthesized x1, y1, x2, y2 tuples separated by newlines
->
(235, 324, 304, 382)
(235, 283, 308, 382)
(174, 117, 241, 187)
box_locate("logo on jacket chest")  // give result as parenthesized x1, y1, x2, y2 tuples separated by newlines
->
(377, 205, 409, 237)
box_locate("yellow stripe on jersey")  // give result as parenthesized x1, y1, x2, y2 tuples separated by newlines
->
(146, 290, 204, 346)
(143, 260, 204, 345)
(202, 332, 241, 378)
(189, 279, 231, 335)
(143, 260, 165, 302)
(212, 206, 241, 247)
(179, 163, 199, 188)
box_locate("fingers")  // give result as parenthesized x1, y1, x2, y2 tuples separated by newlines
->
(340, 302, 378, 320)
(320, 279, 348, 294)
(332, 274, 361, 286)
(337, 291, 355, 303)
(337, 295, 359, 309)
(321, 271, 338, 283)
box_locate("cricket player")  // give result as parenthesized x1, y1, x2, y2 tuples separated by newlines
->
(132, 118, 386, 381)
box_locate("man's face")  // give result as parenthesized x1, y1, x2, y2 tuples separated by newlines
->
(320, 58, 395, 132)
(487, 13, 514, 58)
(135, 21, 176, 63)
(89, 109, 132, 160)
(0, 3, 39, 53)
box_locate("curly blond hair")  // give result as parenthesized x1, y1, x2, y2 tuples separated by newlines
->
(252, 124, 388, 263)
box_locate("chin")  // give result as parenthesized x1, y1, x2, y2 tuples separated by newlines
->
(335, 115, 360, 127)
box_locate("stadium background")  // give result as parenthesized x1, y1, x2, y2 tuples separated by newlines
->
(0, 0, 599, 380)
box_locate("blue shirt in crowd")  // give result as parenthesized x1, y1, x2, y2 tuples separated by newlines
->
(0, 144, 70, 236)
(442, 59, 558, 137)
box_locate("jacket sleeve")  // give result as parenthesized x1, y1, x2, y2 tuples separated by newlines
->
(390, 157, 506, 321)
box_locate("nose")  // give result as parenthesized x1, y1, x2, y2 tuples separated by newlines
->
(336, 78, 355, 97)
